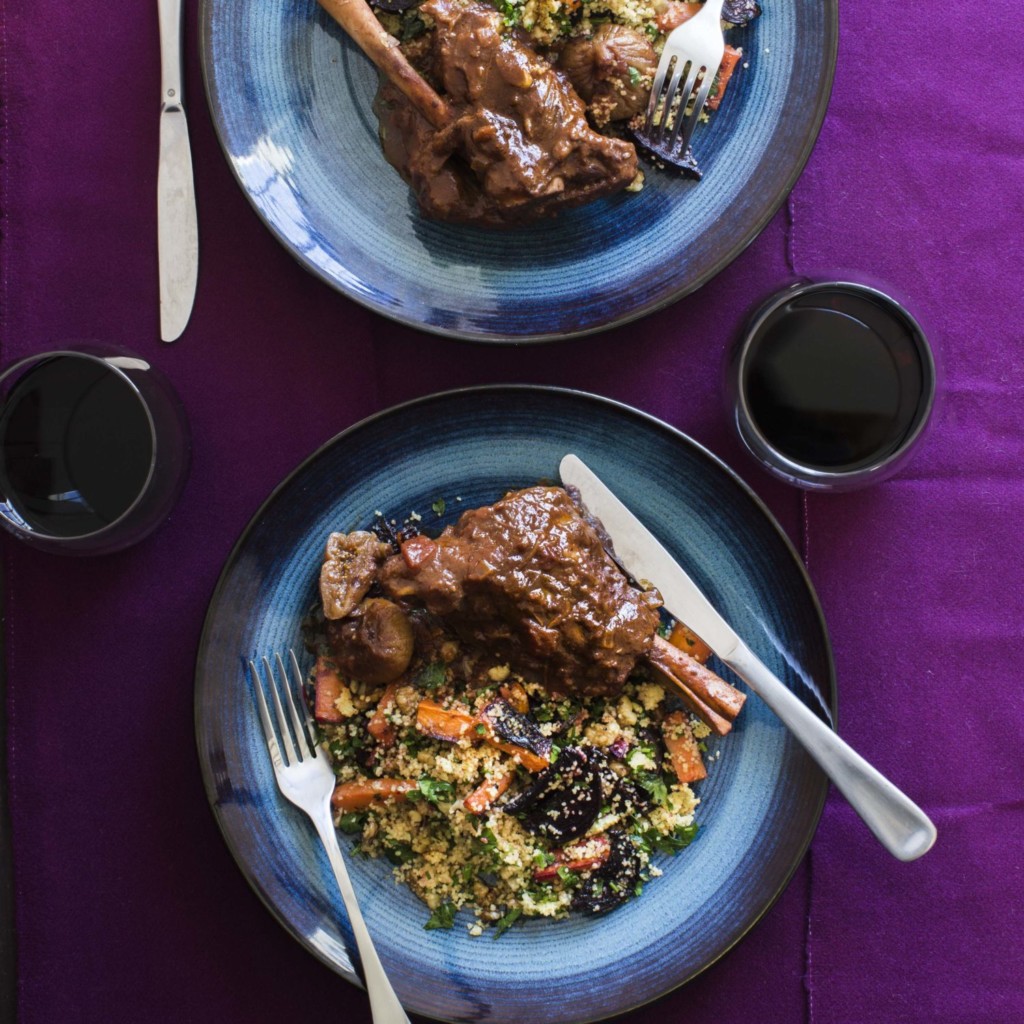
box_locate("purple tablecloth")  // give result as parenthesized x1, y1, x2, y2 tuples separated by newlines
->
(2, 0, 1021, 1021)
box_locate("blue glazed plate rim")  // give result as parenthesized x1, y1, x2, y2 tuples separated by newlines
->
(197, 3, 839, 343)
(194, 385, 837, 1020)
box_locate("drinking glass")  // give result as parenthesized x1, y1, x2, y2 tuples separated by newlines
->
(726, 280, 938, 491)
(0, 346, 190, 554)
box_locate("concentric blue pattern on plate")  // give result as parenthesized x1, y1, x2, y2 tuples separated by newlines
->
(198, 0, 837, 341)
(195, 387, 835, 1023)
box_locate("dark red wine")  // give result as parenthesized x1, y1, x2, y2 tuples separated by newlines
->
(0, 356, 153, 538)
(742, 287, 931, 471)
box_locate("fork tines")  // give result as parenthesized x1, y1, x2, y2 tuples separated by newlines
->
(248, 650, 317, 768)
(645, 56, 715, 159)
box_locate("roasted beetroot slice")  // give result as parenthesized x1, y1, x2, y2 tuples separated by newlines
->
(628, 124, 703, 180)
(571, 831, 643, 915)
(503, 746, 604, 845)
(480, 699, 552, 762)
(722, 0, 761, 25)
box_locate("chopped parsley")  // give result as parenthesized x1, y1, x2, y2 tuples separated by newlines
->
(635, 823, 700, 856)
(416, 661, 447, 691)
(384, 841, 416, 865)
(415, 777, 454, 806)
(495, 0, 521, 26)
(424, 901, 457, 931)
(431, 497, 446, 516)
(632, 768, 669, 806)
(493, 906, 522, 938)
(337, 811, 367, 834)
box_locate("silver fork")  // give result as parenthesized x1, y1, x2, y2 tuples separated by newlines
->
(249, 651, 411, 1024)
(643, 0, 727, 163)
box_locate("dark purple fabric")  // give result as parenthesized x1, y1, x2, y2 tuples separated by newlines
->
(2, 0, 1021, 1020)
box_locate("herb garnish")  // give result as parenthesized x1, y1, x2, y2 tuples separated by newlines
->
(424, 901, 457, 930)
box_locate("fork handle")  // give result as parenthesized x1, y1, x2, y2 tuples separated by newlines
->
(313, 815, 412, 1024)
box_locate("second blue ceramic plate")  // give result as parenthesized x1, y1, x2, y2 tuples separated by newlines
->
(195, 387, 834, 1022)
(199, 1, 837, 341)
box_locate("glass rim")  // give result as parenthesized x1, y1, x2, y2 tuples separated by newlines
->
(0, 347, 161, 543)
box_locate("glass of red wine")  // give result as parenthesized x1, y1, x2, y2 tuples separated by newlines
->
(727, 280, 938, 491)
(0, 347, 190, 554)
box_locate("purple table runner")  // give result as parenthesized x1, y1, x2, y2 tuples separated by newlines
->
(2, 0, 1022, 1021)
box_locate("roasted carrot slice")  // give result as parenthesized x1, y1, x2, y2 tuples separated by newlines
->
(313, 656, 347, 724)
(368, 682, 400, 746)
(499, 681, 530, 714)
(655, 1, 701, 32)
(707, 46, 743, 111)
(662, 711, 707, 784)
(415, 699, 478, 742)
(331, 778, 418, 813)
(464, 771, 515, 815)
(485, 736, 550, 773)
(667, 621, 712, 665)
(416, 700, 550, 771)
(533, 835, 611, 881)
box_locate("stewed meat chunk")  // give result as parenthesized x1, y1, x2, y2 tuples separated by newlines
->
(380, 485, 662, 695)
(374, 0, 639, 227)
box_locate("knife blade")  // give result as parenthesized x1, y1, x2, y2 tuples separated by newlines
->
(559, 453, 937, 862)
(157, 0, 198, 342)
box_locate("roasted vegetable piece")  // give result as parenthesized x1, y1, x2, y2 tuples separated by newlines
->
(721, 0, 761, 25)
(415, 699, 551, 771)
(571, 831, 642, 914)
(667, 621, 713, 664)
(662, 710, 707, 783)
(708, 46, 743, 110)
(588, 745, 653, 812)
(532, 834, 611, 881)
(464, 771, 515, 815)
(499, 681, 530, 714)
(479, 699, 553, 763)
(368, 682, 401, 746)
(505, 746, 604, 844)
(313, 656, 348, 724)
(320, 531, 391, 620)
(485, 737, 550, 773)
(327, 597, 414, 685)
(654, 0, 701, 31)
(416, 700, 477, 742)
(331, 778, 419, 813)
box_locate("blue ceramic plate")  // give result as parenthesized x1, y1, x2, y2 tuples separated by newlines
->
(195, 387, 835, 1023)
(198, 1, 837, 341)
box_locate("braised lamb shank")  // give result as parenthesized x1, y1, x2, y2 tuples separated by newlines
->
(380, 486, 662, 694)
(319, 485, 746, 732)
(372, 0, 640, 226)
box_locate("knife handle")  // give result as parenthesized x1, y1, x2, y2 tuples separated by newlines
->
(728, 641, 937, 861)
(158, 0, 184, 111)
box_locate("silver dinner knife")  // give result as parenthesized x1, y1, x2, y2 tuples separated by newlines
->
(157, 0, 199, 342)
(559, 454, 937, 862)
